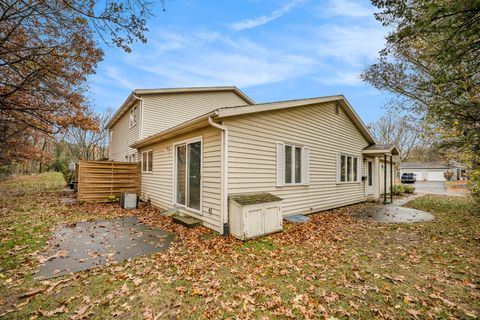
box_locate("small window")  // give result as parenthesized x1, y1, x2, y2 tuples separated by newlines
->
(129, 106, 138, 128)
(295, 147, 302, 183)
(335, 102, 340, 114)
(353, 157, 358, 181)
(278, 143, 308, 186)
(338, 154, 360, 183)
(132, 154, 136, 162)
(142, 150, 153, 172)
(124, 155, 129, 162)
(109, 130, 113, 142)
(285, 145, 292, 184)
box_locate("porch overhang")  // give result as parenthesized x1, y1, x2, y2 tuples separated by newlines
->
(130, 112, 216, 149)
(362, 144, 400, 158)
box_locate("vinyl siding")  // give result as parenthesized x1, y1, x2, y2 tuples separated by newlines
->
(109, 102, 141, 161)
(141, 91, 249, 138)
(139, 126, 223, 232)
(225, 102, 371, 216)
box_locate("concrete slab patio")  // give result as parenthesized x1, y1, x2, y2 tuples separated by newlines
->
(35, 216, 173, 279)
(355, 195, 435, 223)
(369, 205, 435, 223)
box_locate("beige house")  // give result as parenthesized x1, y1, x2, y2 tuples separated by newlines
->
(107, 87, 399, 235)
(106, 86, 254, 162)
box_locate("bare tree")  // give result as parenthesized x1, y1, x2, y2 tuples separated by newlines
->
(66, 108, 113, 160)
(368, 107, 423, 161)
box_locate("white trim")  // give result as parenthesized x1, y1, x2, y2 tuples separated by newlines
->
(208, 118, 229, 234)
(365, 159, 374, 195)
(279, 143, 309, 186)
(172, 136, 203, 215)
(336, 153, 361, 184)
(129, 105, 138, 128)
(141, 149, 153, 173)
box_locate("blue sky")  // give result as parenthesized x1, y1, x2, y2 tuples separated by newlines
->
(89, 0, 393, 123)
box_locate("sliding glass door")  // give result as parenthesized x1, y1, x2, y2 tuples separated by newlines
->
(175, 140, 201, 212)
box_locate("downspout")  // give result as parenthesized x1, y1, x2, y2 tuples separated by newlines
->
(208, 115, 229, 236)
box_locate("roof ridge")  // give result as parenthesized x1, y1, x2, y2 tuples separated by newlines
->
(219, 94, 344, 110)
(134, 85, 238, 92)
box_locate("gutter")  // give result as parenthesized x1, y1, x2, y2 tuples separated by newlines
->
(208, 116, 229, 236)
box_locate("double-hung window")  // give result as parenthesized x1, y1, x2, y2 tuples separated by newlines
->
(142, 150, 153, 172)
(338, 154, 360, 183)
(129, 106, 138, 128)
(277, 142, 309, 186)
(174, 138, 202, 212)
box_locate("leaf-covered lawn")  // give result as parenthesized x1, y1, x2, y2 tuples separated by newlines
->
(0, 173, 478, 319)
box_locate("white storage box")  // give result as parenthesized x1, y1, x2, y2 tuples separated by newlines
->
(229, 193, 283, 240)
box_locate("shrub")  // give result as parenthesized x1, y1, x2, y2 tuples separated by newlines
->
(392, 184, 405, 195)
(403, 185, 415, 194)
(444, 170, 454, 181)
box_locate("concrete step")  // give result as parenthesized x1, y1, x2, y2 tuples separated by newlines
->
(172, 215, 201, 228)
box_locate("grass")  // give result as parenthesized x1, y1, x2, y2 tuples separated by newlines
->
(0, 173, 479, 319)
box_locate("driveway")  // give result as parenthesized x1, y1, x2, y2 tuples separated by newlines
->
(412, 181, 447, 194)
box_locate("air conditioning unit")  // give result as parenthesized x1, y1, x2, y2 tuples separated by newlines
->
(121, 192, 137, 209)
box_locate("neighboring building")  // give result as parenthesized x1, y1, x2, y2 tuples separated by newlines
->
(399, 162, 467, 181)
(106, 86, 254, 162)
(110, 89, 399, 235)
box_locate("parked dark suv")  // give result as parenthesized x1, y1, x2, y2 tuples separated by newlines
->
(401, 173, 416, 183)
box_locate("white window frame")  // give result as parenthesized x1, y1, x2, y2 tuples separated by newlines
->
(277, 142, 309, 187)
(337, 153, 361, 184)
(173, 137, 203, 214)
(129, 105, 138, 128)
(141, 149, 153, 173)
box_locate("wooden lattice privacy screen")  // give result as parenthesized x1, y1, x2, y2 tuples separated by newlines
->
(77, 160, 141, 203)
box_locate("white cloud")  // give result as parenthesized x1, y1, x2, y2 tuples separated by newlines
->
(309, 24, 386, 66)
(314, 70, 362, 86)
(319, 0, 375, 18)
(95, 4, 387, 92)
(104, 66, 138, 89)
(230, 0, 306, 31)
(120, 31, 318, 88)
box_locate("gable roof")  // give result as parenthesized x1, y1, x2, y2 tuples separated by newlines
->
(215, 95, 376, 144)
(362, 144, 400, 156)
(131, 95, 377, 149)
(106, 86, 255, 129)
(399, 162, 464, 169)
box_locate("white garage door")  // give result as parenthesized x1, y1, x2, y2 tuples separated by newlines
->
(427, 171, 445, 181)
(413, 171, 423, 180)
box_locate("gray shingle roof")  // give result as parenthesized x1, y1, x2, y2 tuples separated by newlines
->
(363, 143, 396, 151)
(399, 162, 451, 169)
(229, 193, 282, 206)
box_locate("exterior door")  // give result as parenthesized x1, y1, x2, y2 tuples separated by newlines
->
(365, 160, 374, 195)
(174, 139, 202, 212)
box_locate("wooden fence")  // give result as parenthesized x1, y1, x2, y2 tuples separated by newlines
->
(77, 160, 141, 203)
